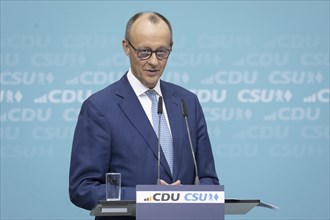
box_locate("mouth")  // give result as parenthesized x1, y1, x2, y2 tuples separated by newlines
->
(145, 69, 159, 76)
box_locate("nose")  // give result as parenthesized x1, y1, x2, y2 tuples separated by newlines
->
(147, 52, 159, 66)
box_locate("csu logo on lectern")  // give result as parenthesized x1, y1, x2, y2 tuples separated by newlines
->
(184, 193, 220, 202)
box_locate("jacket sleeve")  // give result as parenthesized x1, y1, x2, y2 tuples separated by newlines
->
(193, 95, 220, 185)
(69, 99, 136, 210)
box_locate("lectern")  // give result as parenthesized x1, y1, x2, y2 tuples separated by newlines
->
(91, 185, 277, 219)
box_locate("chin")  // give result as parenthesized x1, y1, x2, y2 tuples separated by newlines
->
(145, 82, 157, 89)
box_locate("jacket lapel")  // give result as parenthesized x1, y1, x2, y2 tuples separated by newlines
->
(116, 75, 158, 157)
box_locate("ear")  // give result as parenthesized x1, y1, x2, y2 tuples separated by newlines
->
(122, 40, 130, 56)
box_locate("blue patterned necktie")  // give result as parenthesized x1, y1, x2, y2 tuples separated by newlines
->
(145, 89, 173, 175)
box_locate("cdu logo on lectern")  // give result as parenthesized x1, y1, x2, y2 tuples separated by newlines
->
(143, 193, 180, 202)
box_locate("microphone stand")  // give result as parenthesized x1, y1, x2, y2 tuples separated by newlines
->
(156, 97, 163, 185)
(181, 99, 200, 185)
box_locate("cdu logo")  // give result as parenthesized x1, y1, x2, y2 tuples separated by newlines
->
(148, 193, 180, 202)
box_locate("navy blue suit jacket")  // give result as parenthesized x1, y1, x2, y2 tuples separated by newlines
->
(69, 73, 219, 217)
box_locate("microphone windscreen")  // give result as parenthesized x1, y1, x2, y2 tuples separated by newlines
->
(181, 99, 188, 117)
(157, 96, 163, 114)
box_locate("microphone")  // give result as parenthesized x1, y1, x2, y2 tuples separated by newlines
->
(156, 96, 163, 185)
(181, 99, 200, 185)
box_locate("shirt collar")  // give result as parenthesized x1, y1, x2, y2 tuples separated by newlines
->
(127, 68, 162, 97)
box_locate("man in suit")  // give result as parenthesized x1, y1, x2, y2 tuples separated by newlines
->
(69, 11, 219, 218)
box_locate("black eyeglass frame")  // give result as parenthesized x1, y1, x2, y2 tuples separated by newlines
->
(126, 40, 172, 60)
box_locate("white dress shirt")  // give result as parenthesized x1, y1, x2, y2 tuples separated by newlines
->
(127, 69, 172, 133)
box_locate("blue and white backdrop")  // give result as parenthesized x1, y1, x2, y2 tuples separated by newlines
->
(1, 1, 329, 220)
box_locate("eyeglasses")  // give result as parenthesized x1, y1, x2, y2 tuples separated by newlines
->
(127, 40, 171, 60)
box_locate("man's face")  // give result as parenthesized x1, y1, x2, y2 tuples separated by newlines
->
(123, 16, 172, 89)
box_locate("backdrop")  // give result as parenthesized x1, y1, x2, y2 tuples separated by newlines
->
(1, 1, 329, 219)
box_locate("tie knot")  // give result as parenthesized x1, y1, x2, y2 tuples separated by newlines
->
(145, 89, 157, 102)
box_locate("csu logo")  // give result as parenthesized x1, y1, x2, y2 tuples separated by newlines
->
(237, 89, 292, 103)
(184, 193, 219, 202)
